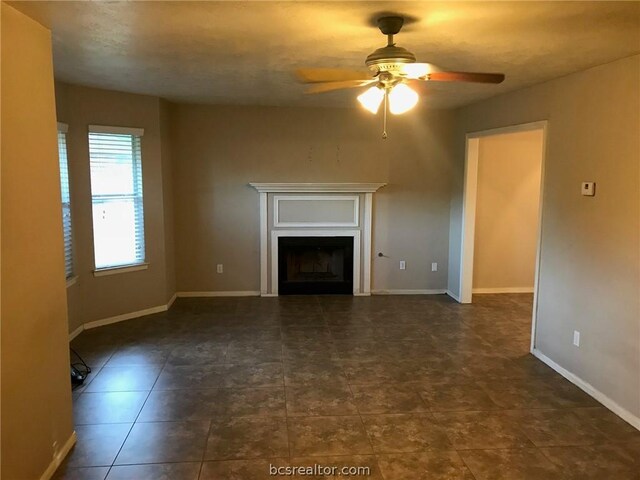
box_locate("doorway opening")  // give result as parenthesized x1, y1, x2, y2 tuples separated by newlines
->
(458, 121, 547, 352)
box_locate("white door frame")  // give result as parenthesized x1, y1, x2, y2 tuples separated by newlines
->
(458, 120, 548, 352)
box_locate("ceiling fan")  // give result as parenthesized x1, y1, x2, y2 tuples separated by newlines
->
(295, 15, 505, 138)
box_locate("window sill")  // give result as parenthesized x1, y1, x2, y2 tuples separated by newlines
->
(93, 263, 149, 277)
(66, 276, 79, 288)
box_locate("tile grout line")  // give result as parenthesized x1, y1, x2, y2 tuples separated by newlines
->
(347, 380, 384, 479)
(456, 450, 480, 480)
(63, 294, 613, 479)
(105, 354, 168, 474)
(279, 310, 294, 463)
(326, 292, 393, 479)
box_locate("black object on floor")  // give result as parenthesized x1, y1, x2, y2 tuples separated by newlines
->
(70, 347, 91, 387)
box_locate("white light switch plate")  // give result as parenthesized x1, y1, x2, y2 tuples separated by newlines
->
(216, 264, 223, 274)
(573, 330, 580, 347)
(581, 182, 595, 196)
(399, 261, 406, 270)
(431, 262, 438, 272)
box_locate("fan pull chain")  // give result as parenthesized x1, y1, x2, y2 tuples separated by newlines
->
(382, 90, 388, 139)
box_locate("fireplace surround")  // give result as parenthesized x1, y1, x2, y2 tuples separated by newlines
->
(249, 183, 386, 296)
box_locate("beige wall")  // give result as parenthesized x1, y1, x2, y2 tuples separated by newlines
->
(1, 4, 74, 478)
(55, 83, 176, 332)
(170, 104, 456, 293)
(473, 130, 543, 290)
(160, 99, 176, 303)
(449, 55, 640, 418)
(55, 89, 455, 323)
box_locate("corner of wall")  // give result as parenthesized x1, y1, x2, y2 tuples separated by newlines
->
(2, 4, 74, 478)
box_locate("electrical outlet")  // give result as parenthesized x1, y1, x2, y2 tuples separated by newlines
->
(431, 262, 438, 272)
(216, 264, 223, 274)
(573, 330, 580, 347)
(399, 260, 406, 270)
(581, 182, 595, 196)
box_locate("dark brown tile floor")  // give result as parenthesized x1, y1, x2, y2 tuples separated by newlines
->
(55, 294, 640, 479)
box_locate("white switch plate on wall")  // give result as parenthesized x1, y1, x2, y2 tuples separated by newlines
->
(216, 264, 223, 274)
(573, 330, 580, 347)
(399, 261, 406, 270)
(431, 262, 438, 272)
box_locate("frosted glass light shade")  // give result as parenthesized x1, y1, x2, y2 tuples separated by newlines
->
(389, 83, 419, 114)
(357, 86, 385, 114)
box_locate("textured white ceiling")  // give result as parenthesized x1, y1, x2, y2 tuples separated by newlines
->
(12, 1, 640, 109)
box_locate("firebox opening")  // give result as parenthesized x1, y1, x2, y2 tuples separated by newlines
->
(278, 236, 354, 295)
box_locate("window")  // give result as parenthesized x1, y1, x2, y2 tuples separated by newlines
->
(57, 123, 74, 279)
(88, 125, 145, 271)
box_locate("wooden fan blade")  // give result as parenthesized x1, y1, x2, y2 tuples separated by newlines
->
(305, 79, 376, 94)
(399, 63, 443, 79)
(425, 71, 505, 84)
(296, 68, 373, 84)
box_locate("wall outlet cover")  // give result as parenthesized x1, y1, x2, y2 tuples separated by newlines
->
(581, 182, 595, 196)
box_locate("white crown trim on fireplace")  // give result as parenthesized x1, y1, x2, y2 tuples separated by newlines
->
(271, 229, 361, 295)
(249, 182, 386, 193)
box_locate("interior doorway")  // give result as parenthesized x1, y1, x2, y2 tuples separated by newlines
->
(458, 121, 547, 351)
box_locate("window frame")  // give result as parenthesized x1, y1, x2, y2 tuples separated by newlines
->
(88, 125, 147, 276)
(57, 122, 76, 284)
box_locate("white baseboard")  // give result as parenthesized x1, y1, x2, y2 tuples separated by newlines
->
(40, 431, 76, 480)
(472, 287, 534, 294)
(260, 293, 278, 297)
(371, 289, 447, 295)
(446, 290, 462, 302)
(177, 290, 261, 298)
(70, 289, 262, 338)
(167, 292, 177, 309)
(70, 294, 178, 338)
(532, 348, 640, 431)
(84, 303, 169, 330)
(68, 324, 84, 342)
(353, 292, 371, 297)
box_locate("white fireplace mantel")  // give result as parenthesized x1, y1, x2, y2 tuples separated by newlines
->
(249, 182, 387, 193)
(249, 182, 387, 296)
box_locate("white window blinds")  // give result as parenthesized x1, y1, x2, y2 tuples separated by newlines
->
(57, 124, 74, 279)
(88, 126, 145, 270)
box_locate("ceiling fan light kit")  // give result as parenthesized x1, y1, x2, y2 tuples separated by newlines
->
(388, 83, 419, 115)
(296, 14, 505, 137)
(357, 85, 385, 114)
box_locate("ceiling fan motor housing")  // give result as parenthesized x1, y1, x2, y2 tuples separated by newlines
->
(367, 16, 416, 75)
(366, 45, 416, 75)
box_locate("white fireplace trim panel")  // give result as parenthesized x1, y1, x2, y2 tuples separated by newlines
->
(271, 229, 361, 295)
(249, 183, 387, 296)
(273, 195, 360, 228)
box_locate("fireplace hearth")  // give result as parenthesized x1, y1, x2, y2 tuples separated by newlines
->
(278, 236, 353, 295)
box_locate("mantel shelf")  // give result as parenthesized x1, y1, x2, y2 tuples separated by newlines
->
(249, 182, 387, 193)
